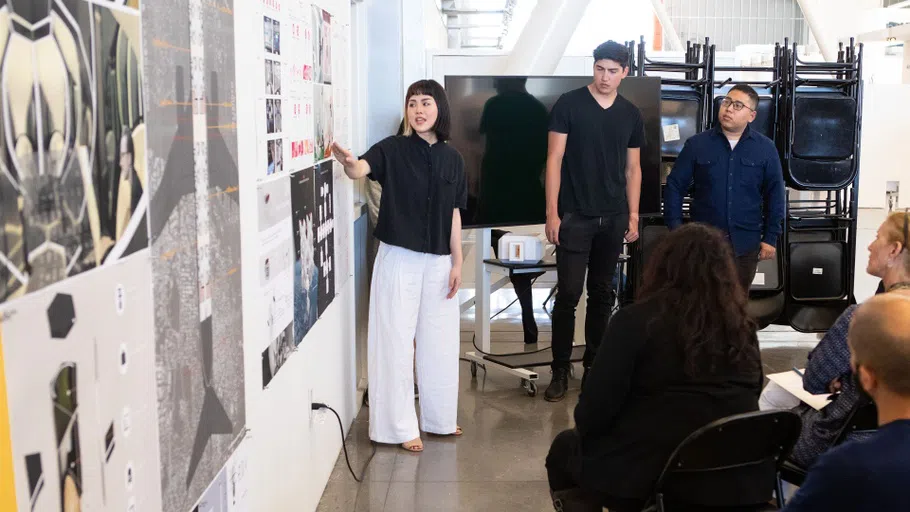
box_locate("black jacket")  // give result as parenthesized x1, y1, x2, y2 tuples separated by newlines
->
(573, 300, 764, 502)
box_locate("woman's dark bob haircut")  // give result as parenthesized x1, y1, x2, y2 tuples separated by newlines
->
(401, 79, 451, 142)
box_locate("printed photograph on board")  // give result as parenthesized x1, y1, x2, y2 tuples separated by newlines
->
(272, 18, 281, 55)
(315, 161, 335, 315)
(266, 139, 283, 176)
(265, 59, 281, 96)
(261, 323, 293, 388)
(263, 16, 273, 53)
(143, 0, 246, 508)
(311, 5, 331, 84)
(0, 0, 149, 305)
(266, 98, 282, 134)
(313, 85, 333, 161)
(272, 60, 281, 95)
(290, 167, 319, 345)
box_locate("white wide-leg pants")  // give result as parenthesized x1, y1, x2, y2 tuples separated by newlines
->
(368, 242, 460, 444)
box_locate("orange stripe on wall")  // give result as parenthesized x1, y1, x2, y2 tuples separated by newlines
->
(0, 327, 17, 510)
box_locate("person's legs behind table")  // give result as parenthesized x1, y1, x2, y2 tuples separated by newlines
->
(513, 271, 543, 344)
(415, 250, 461, 436)
(368, 243, 424, 448)
(548, 214, 597, 402)
(582, 213, 628, 386)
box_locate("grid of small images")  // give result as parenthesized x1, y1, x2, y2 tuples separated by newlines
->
(263, 9, 284, 179)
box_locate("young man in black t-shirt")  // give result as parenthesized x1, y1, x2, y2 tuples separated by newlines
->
(544, 41, 644, 402)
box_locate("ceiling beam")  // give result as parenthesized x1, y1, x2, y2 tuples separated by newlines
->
(442, 9, 506, 15)
(446, 24, 503, 29)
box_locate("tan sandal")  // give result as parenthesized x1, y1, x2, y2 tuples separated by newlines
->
(401, 438, 423, 452)
(429, 426, 463, 437)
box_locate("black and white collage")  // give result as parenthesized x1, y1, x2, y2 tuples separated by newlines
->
(260, 161, 335, 388)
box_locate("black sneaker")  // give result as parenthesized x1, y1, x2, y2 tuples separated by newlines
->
(545, 367, 569, 402)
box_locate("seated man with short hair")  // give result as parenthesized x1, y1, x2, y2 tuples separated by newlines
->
(783, 293, 910, 511)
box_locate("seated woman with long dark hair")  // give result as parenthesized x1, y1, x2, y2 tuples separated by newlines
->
(546, 223, 764, 511)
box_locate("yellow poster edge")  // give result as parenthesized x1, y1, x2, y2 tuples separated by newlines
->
(0, 325, 17, 510)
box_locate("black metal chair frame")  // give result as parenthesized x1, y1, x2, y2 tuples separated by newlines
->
(778, 398, 878, 495)
(644, 410, 802, 512)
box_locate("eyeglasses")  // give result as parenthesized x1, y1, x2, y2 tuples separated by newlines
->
(720, 97, 755, 112)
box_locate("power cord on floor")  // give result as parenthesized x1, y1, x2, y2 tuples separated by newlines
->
(312, 402, 376, 482)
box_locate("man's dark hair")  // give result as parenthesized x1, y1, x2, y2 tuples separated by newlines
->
(402, 79, 452, 141)
(730, 84, 760, 110)
(637, 223, 760, 377)
(593, 41, 630, 69)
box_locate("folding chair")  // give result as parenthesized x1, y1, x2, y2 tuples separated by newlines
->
(643, 410, 801, 512)
(778, 399, 878, 489)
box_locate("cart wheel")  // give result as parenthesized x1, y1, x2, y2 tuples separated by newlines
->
(527, 382, 538, 397)
(470, 361, 478, 378)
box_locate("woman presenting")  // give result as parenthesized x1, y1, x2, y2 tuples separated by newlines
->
(331, 79, 466, 452)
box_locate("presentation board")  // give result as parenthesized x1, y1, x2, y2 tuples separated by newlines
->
(251, 0, 348, 388)
(0, 0, 353, 509)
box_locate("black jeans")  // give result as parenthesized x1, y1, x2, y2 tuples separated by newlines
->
(547, 429, 644, 512)
(552, 212, 627, 370)
(734, 248, 761, 296)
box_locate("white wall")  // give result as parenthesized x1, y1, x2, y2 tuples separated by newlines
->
(857, 84, 910, 209)
(423, 0, 447, 52)
(366, 0, 404, 143)
(233, 1, 360, 511)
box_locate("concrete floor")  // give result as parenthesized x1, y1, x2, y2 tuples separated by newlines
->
(316, 290, 817, 512)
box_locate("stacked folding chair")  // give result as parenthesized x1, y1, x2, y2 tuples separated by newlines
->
(779, 40, 863, 331)
(626, 38, 717, 304)
(625, 37, 863, 332)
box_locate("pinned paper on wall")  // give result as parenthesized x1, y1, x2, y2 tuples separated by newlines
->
(663, 123, 681, 142)
(0, 255, 162, 512)
(258, 178, 295, 350)
(333, 162, 353, 293)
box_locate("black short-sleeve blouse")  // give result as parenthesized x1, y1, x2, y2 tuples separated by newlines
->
(360, 133, 467, 256)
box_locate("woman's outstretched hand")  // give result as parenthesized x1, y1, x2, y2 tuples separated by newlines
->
(331, 142, 356, 169)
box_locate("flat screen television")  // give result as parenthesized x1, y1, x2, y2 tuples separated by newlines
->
(445, 76, 662, 229)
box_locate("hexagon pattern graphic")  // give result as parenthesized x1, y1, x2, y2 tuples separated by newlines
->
(47, 294, 76, 339)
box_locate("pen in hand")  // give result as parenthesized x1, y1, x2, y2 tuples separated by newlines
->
(792, 367, 804, 377)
